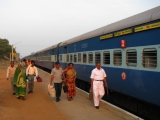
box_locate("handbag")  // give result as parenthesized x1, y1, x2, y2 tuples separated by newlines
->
(89, 88, 93, 100)
(48, 84, 55, 97)
(37, 77, 42, 82)
(103, 81, 109, 95)
(63, 84, 68, 93)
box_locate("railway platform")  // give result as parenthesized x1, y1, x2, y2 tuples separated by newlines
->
(0, 60, 142, 120)
(38, 68, 142, 120)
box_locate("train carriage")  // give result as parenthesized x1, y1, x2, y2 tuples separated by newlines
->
(24, 6, 160, 119)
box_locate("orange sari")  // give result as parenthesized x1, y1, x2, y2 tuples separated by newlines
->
(64, 68, 76, 98)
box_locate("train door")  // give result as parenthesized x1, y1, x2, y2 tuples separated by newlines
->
(56, 42, 62, 62)
(63, 46, 68, 69)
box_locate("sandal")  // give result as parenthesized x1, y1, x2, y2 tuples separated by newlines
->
(17, 96, 21, 99)
(22, 97, 25, 100)
(68, 98, 71, 101)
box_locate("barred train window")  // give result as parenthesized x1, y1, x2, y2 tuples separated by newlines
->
(60, 55, 62, 61)
(83, 53, 87, 63)
(67, 55, 69, 62)
(70, 54, 73, 63)
(74, 54, 77, 62)
(78, 53, 81, 63)
(126, 49, 137, 67)
(48, 56, 51, 61)
(113, 50, 122, 66)
(142, 48, 157, 68)
(88, 52, 93, 64)
(95, 52, 101, 63)
(103, 51, 110, 64)
(55, 55, 57, 62)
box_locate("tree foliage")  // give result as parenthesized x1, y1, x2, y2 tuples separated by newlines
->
(0, 38, 16, 59)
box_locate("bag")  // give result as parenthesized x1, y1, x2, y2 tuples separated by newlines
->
(37, 77, 42, 82)
(34, 76, 37, 82)
(28, 77, 32, 81)
(63, 84, 68, 93)
(48, 84, 55, 97)
(103, 81, 109, 95)
(89, 88, 93, 100)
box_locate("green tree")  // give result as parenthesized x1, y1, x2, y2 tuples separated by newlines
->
(0, 38, 16, 59)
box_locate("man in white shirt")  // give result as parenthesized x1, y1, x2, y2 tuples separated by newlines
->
(26, 60, 38, 94)
(50, 62, 63, 102)
(90, 62, 108, 109)
(6, 61, 16, 95)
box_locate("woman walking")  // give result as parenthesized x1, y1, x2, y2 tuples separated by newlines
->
(14, 64, 27, 100)
(63, 63, 76, 101)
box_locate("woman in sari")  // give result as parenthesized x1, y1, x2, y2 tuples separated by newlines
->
(13, 64, 27, 100)
(63, 63, 76, 101)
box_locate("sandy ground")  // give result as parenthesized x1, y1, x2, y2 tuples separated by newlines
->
(0, 60, 67, 120)
(0, 60, 140, 120)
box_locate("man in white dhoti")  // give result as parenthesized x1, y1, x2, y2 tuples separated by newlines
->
(90, 62, 108, 109)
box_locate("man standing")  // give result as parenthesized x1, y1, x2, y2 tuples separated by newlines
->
(7, 61, 16, 95)
(50, 62, 63, 102)
(90, 62, 108, 109)
(26, 60, 38, 94)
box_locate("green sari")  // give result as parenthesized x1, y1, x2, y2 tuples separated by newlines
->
(14, 67, 27, 97)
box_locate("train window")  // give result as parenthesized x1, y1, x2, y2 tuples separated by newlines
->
(95, 52, 101, 63)
(70, 54, 73, 63)
(88, 52, 93, 64)
(49, 56, 51, 61)
(113, 50, 122, 66)
(142, 48, 157, 68)
(55, 55, 57, 62)
(60, 55, 62, 61)
(103, 51, 110, 64)
(83, 53, 87, 63)
(67, 55, 69, 62)
(74, 54, 77, 62)
(126, 49, 137, 67)
(78, 53, 81, 63)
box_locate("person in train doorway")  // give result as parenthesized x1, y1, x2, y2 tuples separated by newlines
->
(6, 61, 17, 95)
(27, 59, 31, 66)
(90, 62, 108, 109)
(50, 62, 64, 102)
(26, 60, 38, 94)
(63, 63, 77, 101)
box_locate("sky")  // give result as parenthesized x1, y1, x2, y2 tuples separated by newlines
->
(0, 0, 160, 58)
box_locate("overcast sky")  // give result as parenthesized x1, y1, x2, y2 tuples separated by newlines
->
(0, 0, 159, 58)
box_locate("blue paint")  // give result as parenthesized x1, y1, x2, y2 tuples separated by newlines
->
(27, 20, 160, 106)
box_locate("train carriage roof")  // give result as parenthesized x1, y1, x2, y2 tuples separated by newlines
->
(31, 6, 160, 55)
(60, 6, 160, 46)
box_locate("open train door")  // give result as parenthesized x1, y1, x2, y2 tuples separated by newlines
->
(63, 45, 68, 69)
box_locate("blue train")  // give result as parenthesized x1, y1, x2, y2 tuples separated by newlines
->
(25, 6, 160, 118)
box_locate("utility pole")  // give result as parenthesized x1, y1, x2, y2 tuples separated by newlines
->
(11, 41, 22, 61)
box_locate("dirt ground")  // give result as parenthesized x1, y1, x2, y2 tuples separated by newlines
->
(0, 60, 67, 120)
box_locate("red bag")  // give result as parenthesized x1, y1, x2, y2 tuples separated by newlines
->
(37, 77, 42, 82)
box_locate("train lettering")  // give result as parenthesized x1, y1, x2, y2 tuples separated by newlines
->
(81, 43, 88, 48)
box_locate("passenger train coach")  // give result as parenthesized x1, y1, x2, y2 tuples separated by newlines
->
(25, 6, 160, 119)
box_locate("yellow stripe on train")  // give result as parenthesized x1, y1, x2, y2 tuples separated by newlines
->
(134, 22, 160, 32)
